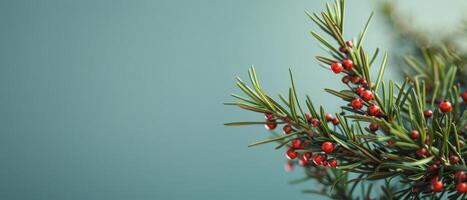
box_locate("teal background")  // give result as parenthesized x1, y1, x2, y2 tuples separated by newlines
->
(0, 0, 466, 199)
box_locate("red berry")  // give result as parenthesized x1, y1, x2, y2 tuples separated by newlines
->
(428, 164, 439, 172)
(367, 104, 381, 116)
(351, 98, 364, 110)
(431, 177, 443, 192)
(457, 183, 467, 193)
(369, 122, 378, 132)
(342, 59, 353, 70)
(322, 142, 334, 154)
(346, 40, 353, 48)
(356, 86, 365, 95)
(331, 62, 343, 73)
(462, 91, 467, 103)
(265, 120, 277, 130)
(342, 75, 350, 84)
(328, 159, 337, 168)
(424, 110, 433, 118)
(455, 171, 467, 182)
(286, 148, 298, 160)
(450, 155, 460, 164)
(292, 139, 304, 149)
(311, 119, 319, 127)
(305, 113, 313, 122)
(332, 118, 340, 125)
(284, 162, 294, 172)
(416, 148, 428, 157)
(265, 112, 274, 120)
(360, 79, 368, 86)
(361, 90, 374, 101)
(410, 130, 420, 140)
(313, 154, 324, 165)
(325, 113, 333, 122)
(283, 124, 293, 134)
(439, 100, 452, 113)
(387, 140, 395, 146)
(302, 152, 312, 161)
(351, 76, 361, 84)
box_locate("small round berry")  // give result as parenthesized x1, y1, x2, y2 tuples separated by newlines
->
(351, 98, 363, 110)
(305, 113, 313, 122)
(450, 155, 460, 164)
(313, 154, 324, 165)
(360, 79, 368, 86)
(282, 124, 293, 134)
(457, 183, 467, 193)
(342, 59, 353, 70)
(265, 120, 277, 130)
(428, 164, 439, 172)
(322, 142, 334, 154)
(286, 148, 298, 160)
(369, 122, 378, 132)
(351, 76, 361, 84)
(351, 98, 364, 110)
(265, 112, 274, 120)
(331, 62, 343, 73)
(311, 119, 320, 127)
(332, 118, 340, 126)
(455, 171, 467, 182)
(431, 177, 443, 193)
(387, 140, 395, 146)
(328, 159, 337, 168)
(361, 90, 374, 101)
(284, 162, 294, 172)
(356, 86, 365, 95)
(325, 113, 333, 122)
(439, 100, 452, 113)
(346, 40, 353, 48)
(410, 130, 420, 140)
(367, 104, 381, 116)
(416, 148, 428, 157)
(342, 75, 350, 84)
(423, 110, 433, 118)
(462, 91, 467, 103)
(292, 139, 304, 149)
(302, 152, 312, 161)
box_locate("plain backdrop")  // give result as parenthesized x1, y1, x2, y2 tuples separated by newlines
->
(0, 0, 466, 199)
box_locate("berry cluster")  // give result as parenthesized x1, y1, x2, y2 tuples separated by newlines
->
(331, 43, 383, 118)
(257, 36, 466, 197)
(312, 142, 337, 168)
(324, 113, 340, 126)
(284, 139, 338, 170)
(455, 171, 467, 193)
(409, 170, 467, 194)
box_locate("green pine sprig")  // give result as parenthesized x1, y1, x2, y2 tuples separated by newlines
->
(225, 0, 466, 199)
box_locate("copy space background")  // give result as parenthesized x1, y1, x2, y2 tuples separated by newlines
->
(0, 0, 466, 199)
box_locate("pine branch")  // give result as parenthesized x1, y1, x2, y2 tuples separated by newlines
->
(226, 0, 467, 199)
